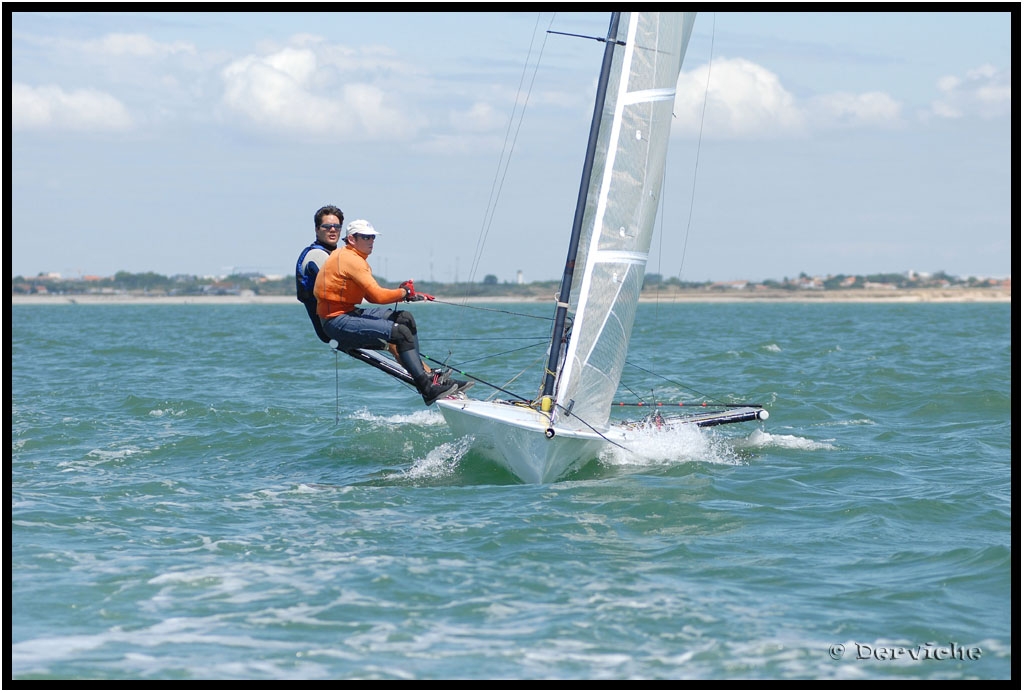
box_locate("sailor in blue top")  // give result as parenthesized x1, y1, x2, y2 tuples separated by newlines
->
(296, 205, 345, 343)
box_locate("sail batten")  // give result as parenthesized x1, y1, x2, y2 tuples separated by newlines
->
(622, 88, 677, 105)
(591, 250, 649, 263)
(555, 12, 697, 429)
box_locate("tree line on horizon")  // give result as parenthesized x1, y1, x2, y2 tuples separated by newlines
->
(10, 269, 1006, 297)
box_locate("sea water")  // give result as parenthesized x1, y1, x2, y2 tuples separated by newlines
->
(10, 301, 1013, 680)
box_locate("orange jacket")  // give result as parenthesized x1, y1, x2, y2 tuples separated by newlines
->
(314, 244, 405, 319)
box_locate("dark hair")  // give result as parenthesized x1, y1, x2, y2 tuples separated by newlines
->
(314, 205, 344, 229)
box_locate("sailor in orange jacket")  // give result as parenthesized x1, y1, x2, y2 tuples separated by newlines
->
(314, 219, 464, 406)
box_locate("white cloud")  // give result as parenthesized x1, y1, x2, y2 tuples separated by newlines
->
(219, 46, 421, 139)
(415, 132, 504, 156)
(928, 64, 1010, 119)
(808, 91, 903, 129)
(450, 102, 506, 133)
(672, 57, 903, 139)
(11, 83, 133, 131)
(81, 33, 196, 58)
(673, 58, 805, 138)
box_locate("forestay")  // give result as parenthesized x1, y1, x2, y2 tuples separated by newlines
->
(555, 12, 697, 428)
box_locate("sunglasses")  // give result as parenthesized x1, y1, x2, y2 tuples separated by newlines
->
(319, 223, 343, 231)
(352, 233, 375, 241)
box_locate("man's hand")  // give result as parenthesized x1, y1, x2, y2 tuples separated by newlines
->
(400, 279, 419, 302)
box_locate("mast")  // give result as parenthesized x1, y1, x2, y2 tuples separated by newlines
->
(540, 12, 622, 404)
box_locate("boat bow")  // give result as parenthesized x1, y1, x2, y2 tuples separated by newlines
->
(435, 399, 617, 483)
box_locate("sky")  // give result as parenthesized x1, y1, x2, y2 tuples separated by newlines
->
(9, 10, 1015, 284)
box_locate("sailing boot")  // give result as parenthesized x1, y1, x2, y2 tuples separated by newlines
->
(410, 330, 433, 374)
(434, 368, 474, 394)
(398, 347, 457, 405)
(388, 342, 432, 374)
(418, 373, 459, 406)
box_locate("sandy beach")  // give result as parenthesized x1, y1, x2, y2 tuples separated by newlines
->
(10, 287, 1012, 305)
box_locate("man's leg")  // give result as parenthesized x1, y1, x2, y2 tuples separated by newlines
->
(389, 310, 431, 373)
(390, 322, 457, 405)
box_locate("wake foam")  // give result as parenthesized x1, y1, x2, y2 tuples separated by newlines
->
(601, 423, 835, 473)
(602, 423, 743, 469)
(348, 407, 445, 426)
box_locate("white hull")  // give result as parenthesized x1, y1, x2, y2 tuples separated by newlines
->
(435, 399, 622, 483)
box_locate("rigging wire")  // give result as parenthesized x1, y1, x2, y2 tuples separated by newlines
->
(425, 339, 551, 368)
(552, 401, 632, 452)
(429, 298, 552, 321)
(420, 336, 550, 342)
(421, 353, 531, 403)
(621, 355, 737, 406)
(498, 352, 549, 402)
(411, 298, 552, 373)
(460, 13, 553, 301)
(433, 14, 556, 372)
(675, 12, 716, 281)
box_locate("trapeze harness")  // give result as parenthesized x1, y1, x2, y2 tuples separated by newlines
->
(295, 240, 334, 343)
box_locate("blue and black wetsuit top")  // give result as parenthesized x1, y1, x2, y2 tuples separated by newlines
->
(295, 241, 335, 343)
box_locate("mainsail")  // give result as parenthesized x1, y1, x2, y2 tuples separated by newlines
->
(436, 11, 766, 484)
(554, 12, 697, 428)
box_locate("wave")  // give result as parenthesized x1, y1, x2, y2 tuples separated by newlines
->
(387, 436, 476, 482)
(736, 429, 836, 451)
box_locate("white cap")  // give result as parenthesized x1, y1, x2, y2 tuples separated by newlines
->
(346, 219, 379, 237)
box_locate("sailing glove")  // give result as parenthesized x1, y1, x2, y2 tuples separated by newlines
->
(401, 279, 433, 302)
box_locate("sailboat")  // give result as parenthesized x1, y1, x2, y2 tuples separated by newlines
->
(432, 12, 768, 483)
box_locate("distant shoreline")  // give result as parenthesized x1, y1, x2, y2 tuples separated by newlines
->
(10, 287, 1011, 305)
